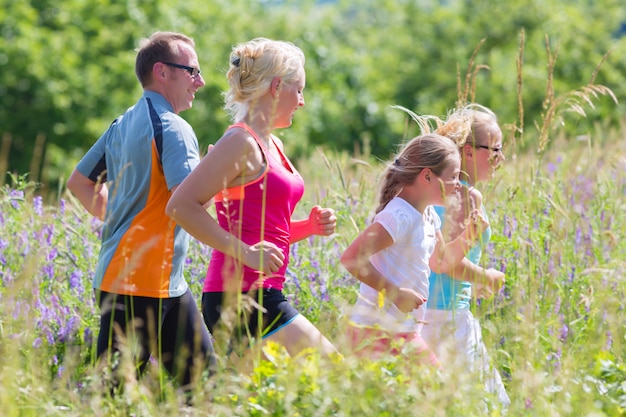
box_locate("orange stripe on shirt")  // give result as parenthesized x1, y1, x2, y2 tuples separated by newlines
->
(100, 141, 175, 297)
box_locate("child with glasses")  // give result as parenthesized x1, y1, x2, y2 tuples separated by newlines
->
(422, 103, 510, 406)
(340, 132, 487, 367)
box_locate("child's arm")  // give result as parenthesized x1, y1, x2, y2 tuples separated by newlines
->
(429, 209, 488, 274)
(341, 222, 426, 313)
(449, 260, 505, 293)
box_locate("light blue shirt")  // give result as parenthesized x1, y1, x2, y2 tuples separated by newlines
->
(427, 204, 491, 310)
(76, 91, 200, 297)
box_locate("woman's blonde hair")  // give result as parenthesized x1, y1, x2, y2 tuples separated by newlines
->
(224, 38, 305, 122)
(375, 133, 459, 214)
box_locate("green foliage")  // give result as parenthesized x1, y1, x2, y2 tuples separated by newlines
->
(1, 0, 625, 194)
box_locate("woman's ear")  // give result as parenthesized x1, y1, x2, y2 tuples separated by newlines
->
(270, 77, 281, 96)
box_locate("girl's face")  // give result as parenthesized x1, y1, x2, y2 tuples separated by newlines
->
(432, 156, 461, 205)
(469, 126, 505, 182)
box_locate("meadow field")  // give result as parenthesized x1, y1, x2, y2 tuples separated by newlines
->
(0, 126, 625, 416)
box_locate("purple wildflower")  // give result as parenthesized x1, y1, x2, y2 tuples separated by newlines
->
(568, 266, 575, 283)
(33, 195, 43, 216)
(503, 215, 511, 238)
(84, 327, 93, 345)
(69, 270, 84, 292)
(559, 323, 569, 343)
(546, 350, 561, 371)
(10, 189, 24, 209)
(32, 337, 42, 349)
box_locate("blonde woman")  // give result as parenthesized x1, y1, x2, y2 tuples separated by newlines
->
(166, 38, 337, 361)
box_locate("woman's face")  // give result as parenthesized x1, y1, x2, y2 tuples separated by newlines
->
(272, 65, 306, 129)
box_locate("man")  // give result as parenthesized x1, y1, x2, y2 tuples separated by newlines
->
(67, 31, 215, 394)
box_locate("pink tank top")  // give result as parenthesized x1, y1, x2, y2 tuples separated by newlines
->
(203, 123, 305, 292)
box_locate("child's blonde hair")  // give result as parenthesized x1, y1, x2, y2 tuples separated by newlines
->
(437, 103, 500, 147)
(376, 133, 459, 214)
(224, 38, 305, 122)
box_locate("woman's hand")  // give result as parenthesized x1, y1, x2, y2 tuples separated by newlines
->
(243, 240, 285, 276)
(307, 205, 337, 236)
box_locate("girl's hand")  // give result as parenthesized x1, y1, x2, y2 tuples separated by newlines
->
(465, 208, 489, 242)
(484, 268, 505, 292)
(389, 287, 427, 313)
(307, 205, 337, 236)
(474, 268, 505, 299)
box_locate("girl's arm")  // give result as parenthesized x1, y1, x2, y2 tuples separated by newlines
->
(166, 130, 285, 276)
(340, 222, 426, 313)
(449, 260, 506, 292)
(290, 205, 336, 243)
(436, 188, 504, 290)
(429, 210, 487, 274)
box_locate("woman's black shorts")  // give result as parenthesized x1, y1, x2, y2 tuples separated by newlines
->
(202, 288, 299, 348)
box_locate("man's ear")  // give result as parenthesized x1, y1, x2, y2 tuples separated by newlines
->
(153, 62, 167, 81)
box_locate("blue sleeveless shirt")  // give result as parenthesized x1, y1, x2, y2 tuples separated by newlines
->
(427, 201, 491, 310)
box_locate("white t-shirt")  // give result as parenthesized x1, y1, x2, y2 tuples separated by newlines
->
(350, 197, 441, 333)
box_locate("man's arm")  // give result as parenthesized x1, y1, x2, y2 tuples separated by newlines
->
(67, 169, 108, 220)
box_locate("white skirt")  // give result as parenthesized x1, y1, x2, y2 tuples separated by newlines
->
(421, 308, 510, 406)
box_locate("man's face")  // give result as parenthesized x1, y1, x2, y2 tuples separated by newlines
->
(164, 42, 205, 114)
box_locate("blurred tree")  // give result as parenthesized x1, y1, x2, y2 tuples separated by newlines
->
(0, 0, 624, 195)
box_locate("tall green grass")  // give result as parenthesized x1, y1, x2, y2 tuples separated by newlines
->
(1, 131, 624, 415)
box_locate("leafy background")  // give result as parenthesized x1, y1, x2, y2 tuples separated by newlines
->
(1, 0, 626, 415)
(1, 0, 625, 195)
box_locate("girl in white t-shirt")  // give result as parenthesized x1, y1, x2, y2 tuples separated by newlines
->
(340, 133, 486, 366)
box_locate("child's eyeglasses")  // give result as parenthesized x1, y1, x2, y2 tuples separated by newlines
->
(474, 144, 502, 154)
